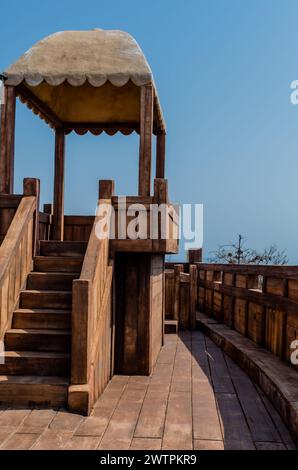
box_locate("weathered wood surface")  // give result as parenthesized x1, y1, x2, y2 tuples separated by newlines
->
(0, 332, 294, 450)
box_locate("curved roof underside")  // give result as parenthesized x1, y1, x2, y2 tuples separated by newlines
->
(3, 29, 165, 134)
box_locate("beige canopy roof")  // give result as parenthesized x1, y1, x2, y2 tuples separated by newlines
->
(3, 29, 165, 134)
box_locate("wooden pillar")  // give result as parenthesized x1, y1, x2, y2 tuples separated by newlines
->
(156, 131, 166, 179)
(138, 84, 153, 196)
(0, 86, 16, 194)
(53, 128, 65, 240)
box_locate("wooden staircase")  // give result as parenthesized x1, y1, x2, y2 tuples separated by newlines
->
(0, 241, 86, 407)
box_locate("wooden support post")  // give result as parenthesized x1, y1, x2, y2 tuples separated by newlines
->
(23, 178, 40, 255)
(189, 264, 198, 330)
(156, 131, 166, 179)
(173, 264, 183, 322)
(98, 180, 115, 199)
(138, 84, 153, 196)
(0, 86, 16, 194)
(53, 128, 65, 240)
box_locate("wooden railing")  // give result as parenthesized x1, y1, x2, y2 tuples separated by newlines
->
(69, 184, 114, 415)
(165, 263, 198, 329)
(0, 178, 39, 340)
(197, 263, 298, 368)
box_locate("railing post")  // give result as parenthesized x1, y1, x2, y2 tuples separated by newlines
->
(173, 264, 183, 322)
(23, 178, 40, 255)
(98, 180, 115, 200)
(189, 264, 198, 330)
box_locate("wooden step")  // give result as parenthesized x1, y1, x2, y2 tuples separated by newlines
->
(27, 272, 78, 291)
(12, 308, 71, 330)
(0, 351, 70, 376)
(0, 375, 68, 407)
(165, 319, 178, 334)
(5, 329, 71, 352)
(20, 290, 72, 309)
(34, 256, 83, 273)
(40, 241, 87, 257)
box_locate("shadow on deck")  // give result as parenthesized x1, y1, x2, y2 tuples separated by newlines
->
(0, 331, 296, 450)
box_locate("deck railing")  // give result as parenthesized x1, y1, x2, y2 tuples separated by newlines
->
(165, 261, 298, 368)
(197, 263, 298, 367)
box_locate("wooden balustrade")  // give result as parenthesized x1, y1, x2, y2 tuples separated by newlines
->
(69, 185, 114, 415)
(196, 264, 298, 368)
(165, 264, 197, 329)
(165, 261, 298, 368)
(0, 178, 39, 340)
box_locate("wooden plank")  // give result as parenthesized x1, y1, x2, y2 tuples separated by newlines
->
(162, 391, 193, 450)
(227, 366, 282, 443)
(196, 263, 298, 279)
(53, 128, 65, 240)
(216, 394, 255, 449)
(138, 84, 153, 196)
(134, 389, 168, 438)
(199, 278, 298, 315)
(98, 388, 147, 450)
(0, 86, 16, 194)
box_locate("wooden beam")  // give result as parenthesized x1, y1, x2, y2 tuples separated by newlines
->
(0, 86, 16, 194)
(16, 83, 62, 129)
(138, 84, 153, 196)
(52, 129, 65, 240)
(156, 132, 166, 178)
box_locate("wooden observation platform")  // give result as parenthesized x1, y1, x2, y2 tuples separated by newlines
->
(0, 29, 178, 414)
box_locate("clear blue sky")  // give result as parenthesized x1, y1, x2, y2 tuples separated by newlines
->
(1, 0, 298, 262)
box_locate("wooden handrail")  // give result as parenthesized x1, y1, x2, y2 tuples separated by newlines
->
(0, 182, 38, 341)
(0, 196, 35, 286)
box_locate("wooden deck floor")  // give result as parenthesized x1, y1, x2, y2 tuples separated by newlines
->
(0, 331, 296, 450)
